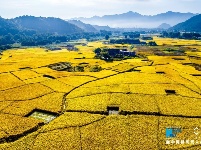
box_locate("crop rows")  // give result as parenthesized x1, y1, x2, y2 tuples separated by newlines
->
(1, 92, 64, 116)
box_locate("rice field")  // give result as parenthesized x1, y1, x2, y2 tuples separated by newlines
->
(0, 39, 201, 149)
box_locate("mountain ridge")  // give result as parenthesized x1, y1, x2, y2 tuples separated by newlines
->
(11, 16, 83, 35)
(67, 20, 97, 32)
(72, 11, 197, 28)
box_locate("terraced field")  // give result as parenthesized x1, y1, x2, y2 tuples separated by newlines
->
(0, 39, 201, 149)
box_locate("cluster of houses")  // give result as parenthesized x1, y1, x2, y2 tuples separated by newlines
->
(95, 48, 136, 61)
(107, 48, 135, 57)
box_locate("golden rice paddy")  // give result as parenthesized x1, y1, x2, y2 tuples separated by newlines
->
(0, 39, 201, 149)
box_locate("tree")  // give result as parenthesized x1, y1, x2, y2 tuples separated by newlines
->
(148, 41, 157, 46)
(74, 65, 84, 72)
(102, 53, 111, 60)
(162, 31, 169, 37)
(94, 48, 101, 55)
(105, 35, 109, 40)
(90, 65, 102, 72)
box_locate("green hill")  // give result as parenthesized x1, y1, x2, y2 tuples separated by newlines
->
(0, 17, 19, 36)
(12, 16, 83, 35)
(170, 14, 201, 32)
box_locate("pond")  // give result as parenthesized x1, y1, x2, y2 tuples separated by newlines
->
(28, 110, 57, 123)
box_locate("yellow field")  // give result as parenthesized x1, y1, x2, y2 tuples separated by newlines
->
(0, 40, 201, 149)
(0, 73, 24, 90)
(154, 37, 201, 46)
(0, 114, 43, 143)
(1, 92, 64, 116)
(0, 83, 53, 101)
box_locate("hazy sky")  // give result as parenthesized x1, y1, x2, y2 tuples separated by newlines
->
(0, 0, 200, 19)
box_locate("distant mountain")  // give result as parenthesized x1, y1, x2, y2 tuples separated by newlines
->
(170, 14, 201, 32)
(93, 25, 114, 31)
(68, 20, 115, 32)
(73, 11, 196, 28)
(158, 23, 171, 29)
(68, 20, 97, 32)
(11, 16, 83, 35)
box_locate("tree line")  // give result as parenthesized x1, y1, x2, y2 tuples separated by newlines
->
(0, 31, 111, 50)
(161, 31, 201, 39)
